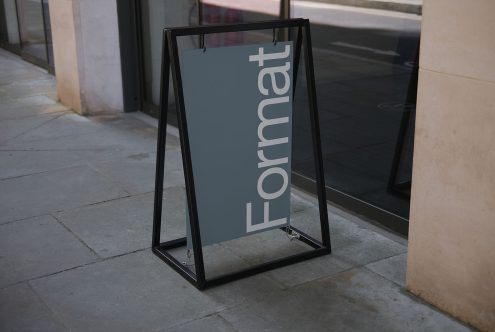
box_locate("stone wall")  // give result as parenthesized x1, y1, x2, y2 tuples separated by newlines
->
(407, 1, 495, 331)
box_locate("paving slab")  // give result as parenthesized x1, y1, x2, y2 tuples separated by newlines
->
(0, 56, 32, 72)
(0, 112, 65, 144)
(331, 226, 406, 266)
(89, 114, 159, 144)
(0, 283, 66, 332)
(0, 118, 155, 153)
(220, 229, 310, 266)
(365, 252, 407, 286)
(0, 102, 68, 121)
(163, 314, 236, 332)
(155, 242, 286, 310)
(0, 165, 129, 224)
(3, 112, 109, 144)
(290, 190, 318, 214)
(289, 204, 325, 242)
(292, 207, 407, 263)
(0, 68, 51, 86)
(219, 267, 471, 332)
(0, 148, 155, 180)
(88, 148, 185, 195)
(0, 112, 158, 154)
(57, 187, 186, 258)
(265, 253, 353, 288)
(0, 215, 97, 288)
(1, 94, 58, 110)
(30, 251, 224, 332)
(203, 244, 253, 278)
(168, 243, 251, 279)
(203, 271, 285, 308)
(0, 77, 57, 100)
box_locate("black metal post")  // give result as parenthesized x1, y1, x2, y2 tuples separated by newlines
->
(168, 30, 207, 288)
(152, 31, 170, 248)
(302, 22, 331, 249)
(292, 25, 302, 96)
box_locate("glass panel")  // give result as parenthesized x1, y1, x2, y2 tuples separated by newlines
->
(16, 0, 47, 61)
(139, 0, 285, 117)
(140, 0, 199, 114)
(0, 0, 21, 49)
(201, 0, 283, 46)
(291, 1, 422, 219)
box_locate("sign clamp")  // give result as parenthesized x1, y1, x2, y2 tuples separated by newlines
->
(152, 18, 331, 290)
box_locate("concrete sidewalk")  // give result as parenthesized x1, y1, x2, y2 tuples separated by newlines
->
(0, 49, 470, 331)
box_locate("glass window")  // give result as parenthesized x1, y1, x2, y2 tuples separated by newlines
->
(0, 0, 53, 70)
(140, 0, 200, 117)
(139, 0, 285, 117)
(291, 0, 421, 220)
(0, 0, 21, 49)
(137, 0, 421, 230)
(16, 0, 47, 62)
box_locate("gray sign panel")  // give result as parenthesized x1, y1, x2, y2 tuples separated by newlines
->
(181, 41, 294, 246)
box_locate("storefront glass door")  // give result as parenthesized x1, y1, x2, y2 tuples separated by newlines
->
(0, 0, 54, 72)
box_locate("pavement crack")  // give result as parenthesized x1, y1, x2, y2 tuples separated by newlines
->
(162, 312, 240, 332)
(0, 213, 53, 226)
(26, 281, 71, 330)
(50, 213, 103, 260)
(0, 168, 62, 182)
(0, 109, 69, 122)
(0, 112, 67, 146)
(1, 247, 150, 291)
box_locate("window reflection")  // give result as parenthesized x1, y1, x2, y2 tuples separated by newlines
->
(139, 0, 283, 116)
(202, 4, 245, 46)
(291, 1, 421, 219)
(140, 0, 199, 110)
(0, 0, 21, 49)
(0, 0, 53, 70)
(201, 0, 282, 47)
(138, 0, 421, 224)
(16, 0, 47, 61)
(42, 0, 53, 68)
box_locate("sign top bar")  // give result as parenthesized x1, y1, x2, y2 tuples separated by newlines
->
(166, 18, 308, 37)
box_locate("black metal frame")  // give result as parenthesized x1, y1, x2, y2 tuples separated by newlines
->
(152, 18, 331, 290)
